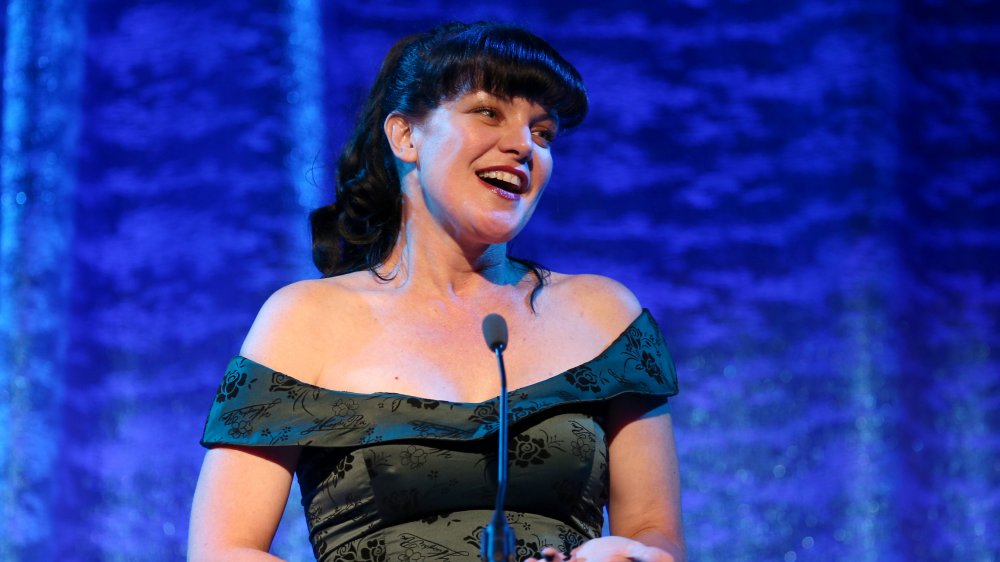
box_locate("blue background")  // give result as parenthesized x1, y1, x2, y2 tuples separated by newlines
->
(1, 1, 998, 561)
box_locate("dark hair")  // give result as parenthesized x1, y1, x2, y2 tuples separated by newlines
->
(310, 22, 588, 298)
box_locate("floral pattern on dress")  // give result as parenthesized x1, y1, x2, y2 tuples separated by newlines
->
(568, 420, 597, 461)
(563, 365, 602, 393)
(200, 309, 678, 560)
(407, 397, 441, 410)
(329, 536, 387, 561)
(400, 445, 429, 469)
(329, 453, 355, 488)
(468, 402, 499, 425)
(215, 364, 255, 402)
(511, 432, 553, 468)
(558, 527, 586, 553)
(396, 532, 469, 561)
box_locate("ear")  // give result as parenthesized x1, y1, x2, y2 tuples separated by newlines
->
(384, 112, 418, 163)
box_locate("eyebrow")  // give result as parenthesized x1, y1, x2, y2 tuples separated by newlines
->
(532, 112, 559, 129)
(522, 104, 558, 126)
(470, 91, 559, 127)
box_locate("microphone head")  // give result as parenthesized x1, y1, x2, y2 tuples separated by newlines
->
(481, 313, 508, 352)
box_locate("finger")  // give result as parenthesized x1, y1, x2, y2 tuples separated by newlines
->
(539, 547, 562, 561)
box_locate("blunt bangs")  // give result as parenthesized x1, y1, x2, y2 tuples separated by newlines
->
(411, 23, 588, 129)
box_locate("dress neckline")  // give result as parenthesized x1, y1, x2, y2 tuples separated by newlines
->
(232, 308, 652, 406)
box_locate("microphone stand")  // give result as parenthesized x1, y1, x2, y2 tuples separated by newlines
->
(480, 319, 516, 561)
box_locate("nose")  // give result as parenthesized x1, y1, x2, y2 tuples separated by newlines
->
(498, 122, 533, 162)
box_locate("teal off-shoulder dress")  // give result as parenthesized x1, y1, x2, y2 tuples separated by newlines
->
(201, 309, 678, 561)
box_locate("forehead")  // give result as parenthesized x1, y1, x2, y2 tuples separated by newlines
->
(446, 90, 555, 118)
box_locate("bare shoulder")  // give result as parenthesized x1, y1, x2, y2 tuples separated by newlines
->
(543, 272, 644, 340)
(239, 276, 363, 384)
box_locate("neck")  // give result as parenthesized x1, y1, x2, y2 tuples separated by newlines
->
(374, 198, 526, 303)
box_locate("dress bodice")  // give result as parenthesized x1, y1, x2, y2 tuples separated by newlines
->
(201, 309, 678, 561)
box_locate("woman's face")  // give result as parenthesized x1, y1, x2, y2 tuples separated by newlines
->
(405, 90, 558, 246)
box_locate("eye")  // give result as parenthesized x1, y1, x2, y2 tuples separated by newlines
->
(474, 107, 498, 119)
(532, 128, 556, 147)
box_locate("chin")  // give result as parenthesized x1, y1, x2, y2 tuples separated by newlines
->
(477, 217, 525, 244)
(477, 232, 519, 246)
(470, 226, 522, 246)
(475, 210, 533, 241)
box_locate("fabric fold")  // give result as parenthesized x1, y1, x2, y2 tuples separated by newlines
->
(201, 308, 677, 449)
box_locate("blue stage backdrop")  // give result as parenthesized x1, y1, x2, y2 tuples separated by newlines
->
(1, 1, 998, 561)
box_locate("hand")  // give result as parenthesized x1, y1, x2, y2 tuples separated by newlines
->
(523, 546, 569, 562)
(563, 536, 675, 562)
(522, 538, 674, 562)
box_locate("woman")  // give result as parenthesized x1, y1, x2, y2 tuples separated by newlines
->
(190, 22, 684, 562)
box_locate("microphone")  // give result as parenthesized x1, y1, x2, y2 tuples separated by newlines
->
(482, 313, 508, 352)
(480, 313, 516, 562)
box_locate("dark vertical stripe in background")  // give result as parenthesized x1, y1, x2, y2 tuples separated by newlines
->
(0, 1, 996, 561)
(0, 1, 84, 560)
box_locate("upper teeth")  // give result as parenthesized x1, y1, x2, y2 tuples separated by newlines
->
(478, 170, 522, 189)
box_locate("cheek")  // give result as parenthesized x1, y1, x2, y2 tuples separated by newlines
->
(533, 151, 554, 187)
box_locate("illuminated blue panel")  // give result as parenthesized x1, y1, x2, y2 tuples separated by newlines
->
(271, 2, 327, 556)
(285, 0, 327, 279)
(0, 0, 84, 559)
(0, 2, 994, 561)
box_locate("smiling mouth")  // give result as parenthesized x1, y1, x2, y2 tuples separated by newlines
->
(476, 170, 526, 195)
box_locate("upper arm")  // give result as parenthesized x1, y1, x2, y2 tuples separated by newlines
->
(562, 274, 684, 545)
(607, 395, 685, 550)
(189, 446, 300, 559)
(189, 281, 332, 558)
